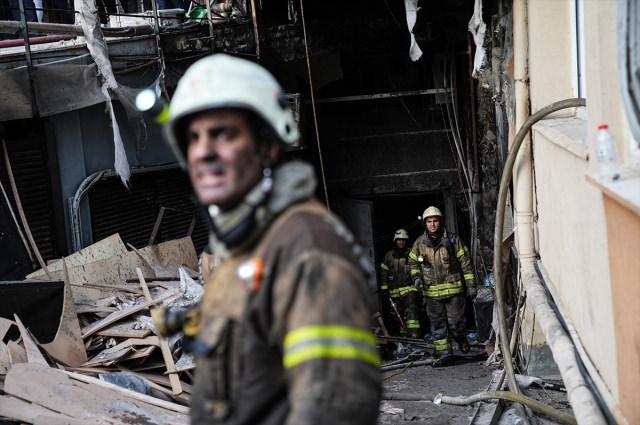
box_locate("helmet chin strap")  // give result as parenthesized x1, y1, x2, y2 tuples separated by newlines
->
(207, 166, 274, 250)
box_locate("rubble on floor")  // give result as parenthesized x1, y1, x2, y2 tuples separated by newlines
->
(0, 234, 201, 424)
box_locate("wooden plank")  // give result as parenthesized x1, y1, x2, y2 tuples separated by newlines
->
(27, 233, 127, 280)
(63, 369, 190, 415)
(33, 415, 98, 425)
(6, 340, 27, 365)
(95, 322, 151, 339)
(0, 395, 75, 423)
(135, 372, 193, 395)
(121, 345, 157, 361)
(137, 268, 183, 395)
(5, 363, 188, 423)
(0, 317, 14, 340)
(81, 290, 178, 339)
(136, 237, 198, 277)
(40, 258, 88, 367)
(121, 370, 191, 404)
(0, 341, 9, 373)
(83, 336, 159, 367)
(13, 314, 48, 366)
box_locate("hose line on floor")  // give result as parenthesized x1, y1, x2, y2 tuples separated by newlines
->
(434, 391, 577, 425)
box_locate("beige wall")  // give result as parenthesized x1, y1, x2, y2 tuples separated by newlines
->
(525, 0, 624, 404)
(532, 129, 618, 399)
(527, 0, 576, 115)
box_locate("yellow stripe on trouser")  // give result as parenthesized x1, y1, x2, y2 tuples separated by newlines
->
(406, 320, 420, 329)
(464, 273, 474, 282)
(283, 325, 380, 368)
(380, 283, 389, 290)
(423, 280, 464, 298)
(389, 285, 417, 298)
(433, 338, 450, 352)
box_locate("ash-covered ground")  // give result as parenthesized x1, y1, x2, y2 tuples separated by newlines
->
(380, 359, 494, 424)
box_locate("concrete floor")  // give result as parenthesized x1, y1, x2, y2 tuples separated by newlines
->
(379, 358, 494, 425)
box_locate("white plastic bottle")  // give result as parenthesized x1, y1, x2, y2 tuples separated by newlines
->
(596, 124, 621, 181)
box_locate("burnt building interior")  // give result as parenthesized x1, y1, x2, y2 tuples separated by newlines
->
(0, 0, 511, 340)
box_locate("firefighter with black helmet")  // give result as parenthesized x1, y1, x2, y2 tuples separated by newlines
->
(379, 228, 421, 338)
(408, 206, 476, 365)
(165, 54, 381, 424)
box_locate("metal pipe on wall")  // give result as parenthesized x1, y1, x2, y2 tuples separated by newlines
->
(492, 97, 609, 425)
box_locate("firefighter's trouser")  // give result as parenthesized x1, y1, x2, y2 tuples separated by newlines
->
(425, 294, 466, 355)
(393, 291, 421, 336)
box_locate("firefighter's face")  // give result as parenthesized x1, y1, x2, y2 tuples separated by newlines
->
(186, 109, 277, 210)
(425, 216, 441, 233)
(395, 238, 407, 249)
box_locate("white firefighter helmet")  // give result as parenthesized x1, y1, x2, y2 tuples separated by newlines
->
(422, 206, 443, 221)
(393, 228, 409, 241)
(164, 54, 300, 168)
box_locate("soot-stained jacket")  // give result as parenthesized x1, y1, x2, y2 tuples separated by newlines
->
(191, 161, 381, 425)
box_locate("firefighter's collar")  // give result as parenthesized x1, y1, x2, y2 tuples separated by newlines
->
(208, 160, 316, 256)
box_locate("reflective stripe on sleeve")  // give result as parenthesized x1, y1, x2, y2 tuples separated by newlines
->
(380, 283, 389, 290)
(410, 268, 421, 277)
(463, 273, 474, 282)
(389, 285, 417, 298)
(456, 248, 467, 258)
(380, 263, 390, 271)
(409, 251, 419, 261)
(283, 325, 380, 368)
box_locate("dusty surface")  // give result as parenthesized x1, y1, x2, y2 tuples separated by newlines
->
(379, 358, 495, 424)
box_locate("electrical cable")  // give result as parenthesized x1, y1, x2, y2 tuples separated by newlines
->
(299, 0, 330, 209)
(2, 140, 51, 278)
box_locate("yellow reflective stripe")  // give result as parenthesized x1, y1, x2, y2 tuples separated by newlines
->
(463, 273, 474, 281)
(283, 325, 379, 368)
(456, 248, 467, 258)
(380, 283, 389, 290)
(380, 263, 390, 271)
(283, 345, 380, 368)
(284, 325, 376, 349)
(433, 338, 450, 352)
(410, 269, 421, 277)
(409, 251, 418, 261)
(423, 281, 464, 298)
(406, 320, 420, 329)
(389, 285, 417, 298)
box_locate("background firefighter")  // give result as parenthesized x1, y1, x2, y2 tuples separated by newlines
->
(408, 206, 476, 365)
(379, 228, 421, 338)
(165, 54, 381, 425)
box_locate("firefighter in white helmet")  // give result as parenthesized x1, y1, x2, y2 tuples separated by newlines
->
(379, 228, 421, 338)
(408, 206, 476, 365)
(165, 54, 380, 424)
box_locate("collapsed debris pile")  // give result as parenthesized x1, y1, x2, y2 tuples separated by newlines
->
(0, 233, 203, 424)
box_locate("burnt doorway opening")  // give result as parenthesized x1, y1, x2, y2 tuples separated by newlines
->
(339, 190, 477, 339)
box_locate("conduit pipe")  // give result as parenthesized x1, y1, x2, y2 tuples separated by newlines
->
(433, 392, 577, 425)
(492, 97, 609, 425)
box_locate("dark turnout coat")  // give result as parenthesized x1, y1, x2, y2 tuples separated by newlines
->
(192, 195, 381, 425)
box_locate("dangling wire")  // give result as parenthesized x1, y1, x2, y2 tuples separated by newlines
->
(300, 0, 330, 209)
